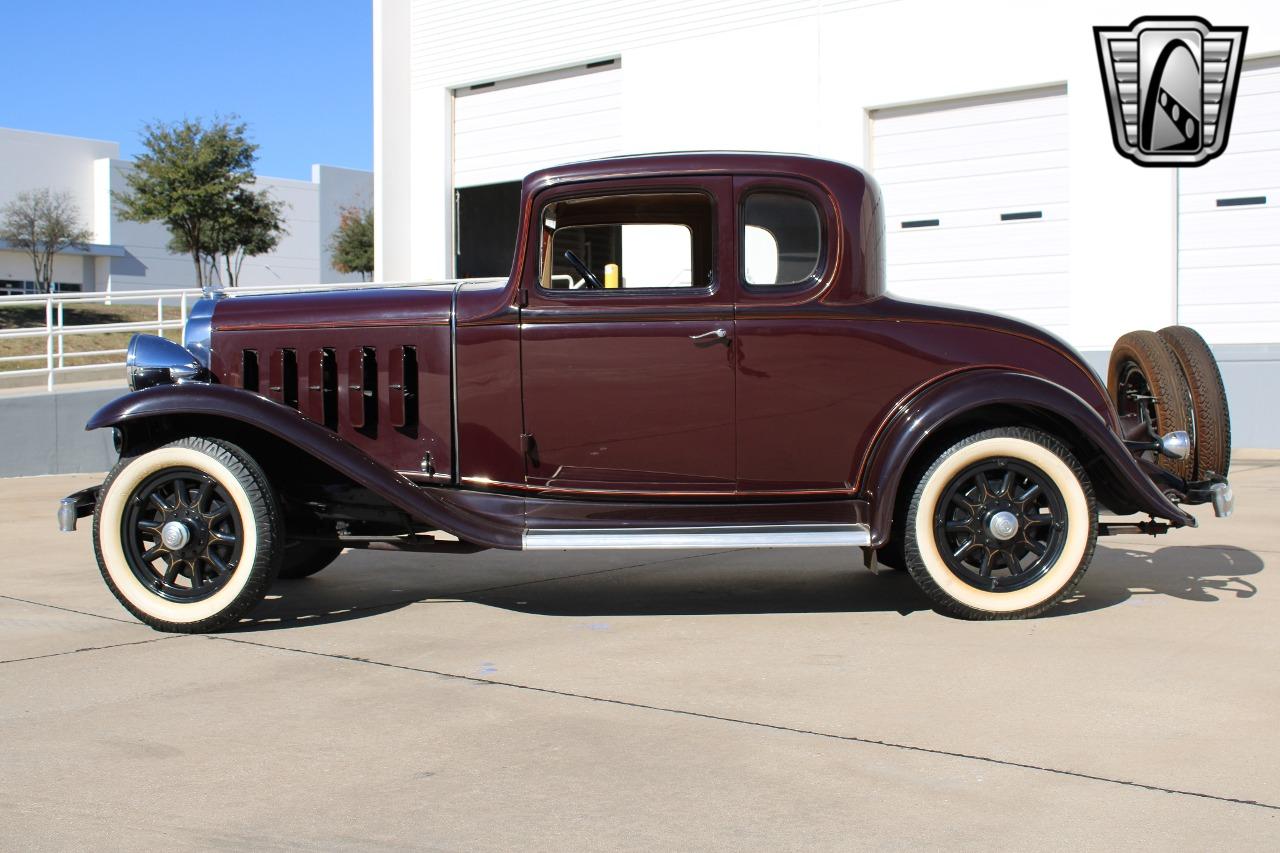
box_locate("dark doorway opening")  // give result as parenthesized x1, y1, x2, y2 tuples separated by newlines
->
(455, 181, 521, 278)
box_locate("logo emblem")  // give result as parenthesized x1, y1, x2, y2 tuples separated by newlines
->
(1094, 16, 1247, 167)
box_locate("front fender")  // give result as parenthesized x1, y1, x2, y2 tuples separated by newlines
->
(860, 369, 1195, 546)
(86, 384, 522, 549)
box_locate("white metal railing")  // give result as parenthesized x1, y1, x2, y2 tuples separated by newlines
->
(0, 281, 392, 391)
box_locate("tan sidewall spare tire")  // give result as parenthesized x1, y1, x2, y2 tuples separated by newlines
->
(93, 437, 280, 632)
(1158, 325, 1231, 478)
(1107, 330, 1194, 480)
(905, 428, 1097, 620)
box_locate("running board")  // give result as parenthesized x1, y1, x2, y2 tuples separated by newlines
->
(522, 523, 870, 550)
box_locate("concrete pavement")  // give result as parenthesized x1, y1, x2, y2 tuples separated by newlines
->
(2, 459, 1278, 850)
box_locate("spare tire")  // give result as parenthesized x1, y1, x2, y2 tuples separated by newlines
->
(1107, 330, 1194, 480)
(1158, 325, 1231, 478)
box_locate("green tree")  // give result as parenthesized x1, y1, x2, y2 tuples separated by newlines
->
(0, 189, 93, 293)
(114, 117, 285, 289)
(329, 206, 374, 281)
(171, 188, 288, 288)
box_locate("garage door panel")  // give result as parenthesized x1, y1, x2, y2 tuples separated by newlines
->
(891, 273, 1068, 305)
(874, 151, 1065, 186)
(1179, 244, 1280, 270)
(874, 90, 1068, 335)
(873, 120, 1066, 167)
(456, 101, 623, 139)
(882, 171, 1065, 218)
(1177, 302, 1280, 324)
(1178, 63, 1280, 344)
(888, 255, 1067, 283)
(1180, 265, 1280, 307)
(456, 73, 620, 118)
(1179, 185, 1279, 212)
(1234, 66, 1280, 95)
(1178, 207, 1280, 250)
(455, 87, 622, 129)
(873, 95, 1066, 137)
(1179, 150, 1280, 194)
(455, 120, 622, 158)
(454, 65, 622, 188)
(1227, 100, 1280, 134)
(889, 220, 1068, 262)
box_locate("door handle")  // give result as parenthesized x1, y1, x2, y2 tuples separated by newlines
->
(689, 328, 728, 341)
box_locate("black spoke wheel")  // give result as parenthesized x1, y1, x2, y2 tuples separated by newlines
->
(121, 468, 244, 602)
(933, 458, 1067, 593)
(904, 427, 1098, 620)
(94, 437, 281, 633)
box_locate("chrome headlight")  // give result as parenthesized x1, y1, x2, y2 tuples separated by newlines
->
(126, 334, 205, 391)
(183, 297, 216, 369)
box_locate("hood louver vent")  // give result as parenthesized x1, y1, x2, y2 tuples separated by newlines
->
(241, 350, 259, 393)
(241, 344, 423, 438)
(390, 346, 418, 429)
(308, 348, 338, 430)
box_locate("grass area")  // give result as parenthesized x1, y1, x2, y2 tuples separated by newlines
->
(0, 302, 183, 373)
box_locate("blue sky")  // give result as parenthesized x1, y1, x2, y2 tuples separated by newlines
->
(5, 0, 372, 180)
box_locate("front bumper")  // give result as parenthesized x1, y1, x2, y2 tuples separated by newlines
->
(57, 486, 100, 532)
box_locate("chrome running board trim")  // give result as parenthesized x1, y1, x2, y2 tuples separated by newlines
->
(523, 523, 870, 550)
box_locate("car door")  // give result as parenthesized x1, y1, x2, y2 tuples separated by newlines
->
(519, 177, 737, 494)
(732, 176, 860, 493)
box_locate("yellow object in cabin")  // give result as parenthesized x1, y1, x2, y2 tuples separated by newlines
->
(604, 263, 619, 289)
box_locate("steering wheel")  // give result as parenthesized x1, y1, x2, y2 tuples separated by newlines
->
(563, 250, 604, 290)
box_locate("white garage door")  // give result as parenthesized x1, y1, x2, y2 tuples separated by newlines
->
(453, 61, 623, 188)
(871, 88, 1069, 335)
(1178, 62, 1280, 345)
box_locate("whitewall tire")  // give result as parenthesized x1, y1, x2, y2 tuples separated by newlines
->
(93, 437, 281, 632)
(904, 428, 1097, 619)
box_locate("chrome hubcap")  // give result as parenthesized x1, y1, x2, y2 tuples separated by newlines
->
(987, 511, 1019, 541)
(160, 520, 191, 550)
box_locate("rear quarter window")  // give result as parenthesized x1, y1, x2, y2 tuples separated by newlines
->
(742, 192, 822, 286)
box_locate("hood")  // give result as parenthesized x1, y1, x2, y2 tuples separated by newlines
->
(210, 283, 461, 332)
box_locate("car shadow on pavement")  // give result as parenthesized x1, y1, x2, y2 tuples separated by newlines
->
(231, 543, 1264, 631)
(234, 551, 931, 631)
(1052, 544, 1263, 616)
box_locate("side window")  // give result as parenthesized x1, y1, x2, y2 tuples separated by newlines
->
(540, 192, 713, 291)
(742, 192, 822, 286)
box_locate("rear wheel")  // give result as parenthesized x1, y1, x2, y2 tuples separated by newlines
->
(904, 427, 1097, 619)
(1158, 325, 1231, 478)
(1107, 330, 1194, 480)
(93, 437, 281, 633)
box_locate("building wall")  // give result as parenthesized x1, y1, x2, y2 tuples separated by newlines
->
(376, 0, 1280, 447)
(375, 0, 1280, 351)
(0, 127, 373, 293)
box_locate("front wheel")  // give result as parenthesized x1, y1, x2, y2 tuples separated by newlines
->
(93, 437, 281, 633)
(278, 541, 344, 580)
(904, 428, 1097, 619)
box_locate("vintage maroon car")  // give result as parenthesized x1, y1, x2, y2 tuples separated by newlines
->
(58, 152, 1234, 631)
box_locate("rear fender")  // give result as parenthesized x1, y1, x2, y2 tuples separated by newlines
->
(86, 384, 522, 549)
(860, 369, 1195, 546)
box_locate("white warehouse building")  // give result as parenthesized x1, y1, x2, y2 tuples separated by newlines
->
(0, 127, 372, 295)
(374, 0, 1280, 447)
